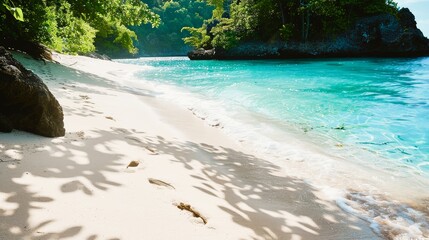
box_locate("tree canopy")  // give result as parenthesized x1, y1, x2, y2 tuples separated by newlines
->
(107, 0, 213, 57)
(183, 0, 399, 50)
(0, 0, 160, 54)
(1, 0, 401, 56)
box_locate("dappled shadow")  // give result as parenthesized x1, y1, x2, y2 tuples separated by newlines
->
(120, 134, 381, 239)
(0, 53, 160, 239)
(1, 53, 382, 239)
(0, 125, 381, 239)
(0, 127, 147, 239)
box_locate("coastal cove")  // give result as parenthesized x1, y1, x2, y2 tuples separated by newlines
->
(2, 0, 429, 239)
(1, 52, 427, 239)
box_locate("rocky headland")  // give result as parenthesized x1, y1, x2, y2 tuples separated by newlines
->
(189, 8, 429, 60)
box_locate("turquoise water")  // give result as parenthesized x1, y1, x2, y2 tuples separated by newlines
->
(120, 57, 429, 177)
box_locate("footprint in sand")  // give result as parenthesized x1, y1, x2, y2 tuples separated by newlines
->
(124, 160, 142, 173)
(126, 160, 140, 168)
(0, 158, 20, 164)
(76, 131, 85, 139)
(148, 178, 175, 189)
(176, 202, 207, 225)
(144, 146, 158, 155)
(79, 95, 90, 100)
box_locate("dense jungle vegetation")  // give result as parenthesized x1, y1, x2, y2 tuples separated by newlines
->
(0, 0, 159, 55)
(1, 0, 400, 56)
(183, 0, 399, 50)
(128, 0, 213, 56)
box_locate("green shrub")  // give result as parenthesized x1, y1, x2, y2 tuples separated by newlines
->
(279, 24, 294, 41)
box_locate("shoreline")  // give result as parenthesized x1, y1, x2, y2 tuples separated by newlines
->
(0, 52, 424, 239)
(118, 57, 429, 202)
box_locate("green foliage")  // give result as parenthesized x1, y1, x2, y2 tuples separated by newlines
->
(210, 18, 238, 49)
(0, 0, 160, 55)
(1, 0, 401, 56)
(279, 24, 294, 41)
(113, 24, 138, 54)
(182, 26, 212, 49)
(45, 1, 97, 54)
(130, 0, 213, 56)
(229, 0, 257, 39)
(85, 0, 160, 54)
(205, 0, 225, 19)
(61, 19, 97, 54)
(363, 0, 398, 15)
(41, 6, 62, 51)
(1, 0, 23, 21)
(183, 0, 400, 49)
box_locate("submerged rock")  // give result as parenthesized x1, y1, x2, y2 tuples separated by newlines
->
(0, 46, 65, 137)
(188, 8, 429, 60)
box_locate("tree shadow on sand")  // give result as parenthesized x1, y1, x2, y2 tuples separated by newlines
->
(0, 125, 381, 240)
(121, 133, 381, 240)
(0, 128, 148, 240)
(1, 54, 381, 239)
(0, 54, 160, 240)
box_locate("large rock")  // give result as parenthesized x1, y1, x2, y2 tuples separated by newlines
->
(188, 8, 429, 59)
(186, 48, 217, 60)
(0, 46, 65, 137)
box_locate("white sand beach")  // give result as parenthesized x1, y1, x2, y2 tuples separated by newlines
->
(1, 53, 387, 239)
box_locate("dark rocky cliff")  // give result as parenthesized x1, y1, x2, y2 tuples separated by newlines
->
(189, 8, 429, 60)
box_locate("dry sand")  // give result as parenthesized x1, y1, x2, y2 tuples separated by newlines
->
(0, 53, 381, 239)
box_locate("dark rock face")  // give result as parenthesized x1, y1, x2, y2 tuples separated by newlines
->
(187, 48, 217, 60)
(188, 8, 429, 60)
(0, 46, 65, 137)
(348, 8, 429, 56)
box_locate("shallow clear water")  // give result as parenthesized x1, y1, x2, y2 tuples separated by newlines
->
(119, 57, 429, 178)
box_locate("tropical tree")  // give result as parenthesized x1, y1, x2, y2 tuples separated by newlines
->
(0, 0, 160, 55)
(183, 0, 399, 49)
(130, 0, 213, 56)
